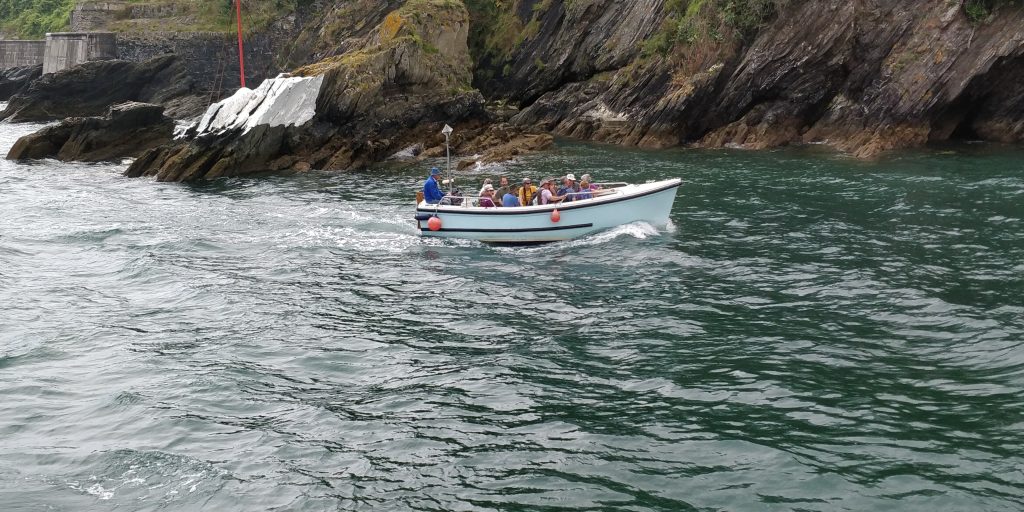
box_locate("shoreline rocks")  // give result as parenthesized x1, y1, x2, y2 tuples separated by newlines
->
(6, 102, 173, 162)
(0, 55, 204, 123)
(455, 124, 554, 170)
(0, 65, 42, 102)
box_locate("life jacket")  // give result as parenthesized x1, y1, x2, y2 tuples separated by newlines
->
(519, 185, 537, 206)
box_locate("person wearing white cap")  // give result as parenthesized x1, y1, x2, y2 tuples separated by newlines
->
(478, 183, 497, 208)
(557, 173, 580, 202)
(478, 178, 493, 197)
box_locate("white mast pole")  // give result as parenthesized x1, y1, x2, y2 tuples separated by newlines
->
(442, 124, 453, 194)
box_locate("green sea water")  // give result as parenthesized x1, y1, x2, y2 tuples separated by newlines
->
(1, 119, 1022, 511)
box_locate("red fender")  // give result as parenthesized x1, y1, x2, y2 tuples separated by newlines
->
(427, 216, 442, 231)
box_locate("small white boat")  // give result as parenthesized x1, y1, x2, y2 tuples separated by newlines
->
(415, 178, 682, 244)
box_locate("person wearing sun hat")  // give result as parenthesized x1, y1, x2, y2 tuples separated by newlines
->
(539, 177, 567, 205)
(423, 167, 444, 204)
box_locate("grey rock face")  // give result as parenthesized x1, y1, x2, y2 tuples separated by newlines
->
(7, 101, 173, 162)
(0, 55, 201, 123)
(505, 0, 1024, 157)
(0, 64, 42, 101)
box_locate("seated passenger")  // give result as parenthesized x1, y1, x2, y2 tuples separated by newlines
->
(495, 176, 514, 205)
(478, 184, 497, 207)
(518, 178, 537, 206)
(423, 167, 445, 204)
(539, 178, 567, 205)
(557, 173, 581, 202)
(502, 189, 520, 207)
(478, 178, 493, 197)
(576, 178, 594, 200)
(580, 173, 600, 190)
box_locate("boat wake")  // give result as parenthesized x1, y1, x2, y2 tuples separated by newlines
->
(575, 221, 663, 245)
(493, 221, 667, 254)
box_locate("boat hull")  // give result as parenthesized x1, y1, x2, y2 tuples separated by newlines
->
(415, 178, 681, 244)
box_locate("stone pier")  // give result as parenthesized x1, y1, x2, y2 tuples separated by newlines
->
(42, 32, 117, 74)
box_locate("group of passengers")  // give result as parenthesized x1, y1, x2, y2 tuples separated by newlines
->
(423, 167, 600, 207)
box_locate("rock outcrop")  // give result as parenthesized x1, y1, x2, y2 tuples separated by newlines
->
(455, 124, 554, 170)
(126, 0, 500, 181)
(0, 55, 203, 123)
(0, 64, 42, 101)
(6, 102, 173, 162)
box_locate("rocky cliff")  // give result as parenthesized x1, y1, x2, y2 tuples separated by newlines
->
(100, 0, 1024, 181)
(482, 0, 1024, 157)
(125, 0, 501, 181)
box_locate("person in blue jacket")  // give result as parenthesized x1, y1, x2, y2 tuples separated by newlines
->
(423, 167, 445, 204)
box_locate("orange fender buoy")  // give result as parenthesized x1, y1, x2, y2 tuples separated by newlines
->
(427, 216, 442, 231)
(551, 209, 561, 223)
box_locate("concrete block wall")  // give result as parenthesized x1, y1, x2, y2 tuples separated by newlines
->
(43, 32, 118, 74)
(0, 41, 46, 69)
(70, 2, 129, 31)
(71, 1, 190, 32)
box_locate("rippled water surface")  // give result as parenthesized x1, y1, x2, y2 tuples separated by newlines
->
(1, 118, 1023, 511)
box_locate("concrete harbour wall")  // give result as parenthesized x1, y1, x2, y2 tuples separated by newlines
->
(42, 32, 117, 74)
(0, 40, 45, 69)
(70, 2, 128, 31)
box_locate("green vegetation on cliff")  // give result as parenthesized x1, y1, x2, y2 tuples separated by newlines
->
(965, 0, 1023, 22)
(102, 0, 314, 34)
(0, 0, 74, 38)
(641, 0, 787, 57)
(464, 0, 516, 65)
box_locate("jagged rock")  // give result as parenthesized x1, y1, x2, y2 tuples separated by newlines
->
(0, 64, 42, 102)
(476, 0, 665, 105)
(0, 55, 202, 123)
(7, 102, 173, 162)
(126, 0, 496, 181)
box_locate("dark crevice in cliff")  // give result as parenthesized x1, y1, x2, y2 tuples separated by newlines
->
(948, 116, 982, 141)
(939, 53, 1024, 143)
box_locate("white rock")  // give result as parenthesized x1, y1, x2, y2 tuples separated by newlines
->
(191, 75, 325, 136)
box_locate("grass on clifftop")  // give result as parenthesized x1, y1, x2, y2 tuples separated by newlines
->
(0, 0, 315, 38)
(0, 0, 74, 38)
(104, 0, 315, 34)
